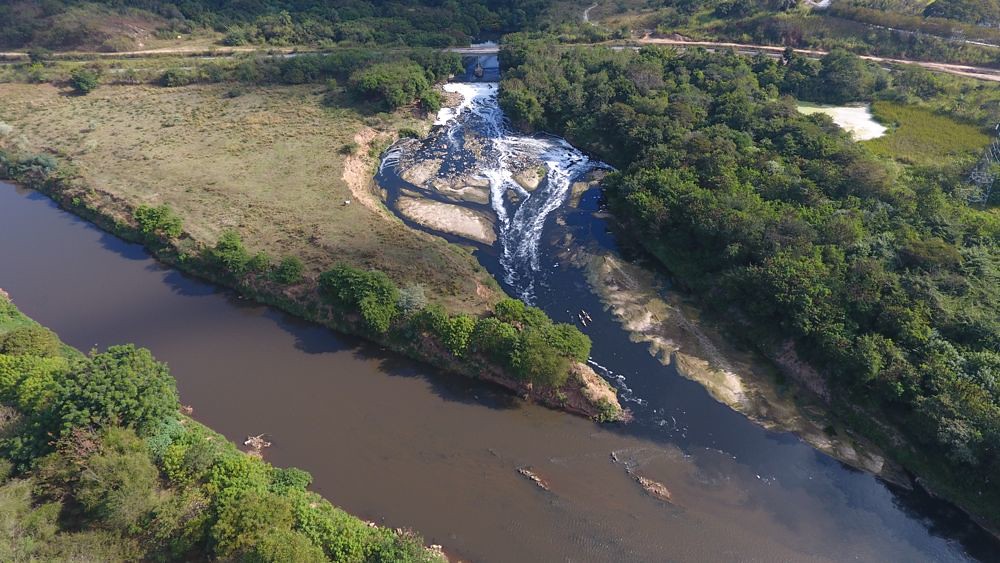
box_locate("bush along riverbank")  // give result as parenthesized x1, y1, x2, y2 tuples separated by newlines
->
(0, 291, 446, 562)
(0, 149, 625, 423)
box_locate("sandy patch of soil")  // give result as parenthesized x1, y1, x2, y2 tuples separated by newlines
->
(796, 103, 887, 141)
(343, 127, 392, 215)
(396, 197, 496, 244)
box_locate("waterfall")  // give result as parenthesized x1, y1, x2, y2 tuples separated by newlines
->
(428, 81, 606, 301)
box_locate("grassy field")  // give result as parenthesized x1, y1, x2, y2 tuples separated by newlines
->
(864, 101, 991, 166)
(0, 81, 499, 314)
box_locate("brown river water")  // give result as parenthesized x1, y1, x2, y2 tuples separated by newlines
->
(1, 181, 996, 561)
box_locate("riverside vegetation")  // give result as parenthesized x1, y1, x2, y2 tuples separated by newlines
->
(0, 292, 445, 562)
(500, 38, 1000, 528)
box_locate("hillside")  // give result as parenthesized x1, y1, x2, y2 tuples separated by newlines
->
(0, 0, 551, 51)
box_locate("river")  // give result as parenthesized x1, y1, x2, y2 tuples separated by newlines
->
(0, 71, 997, 563)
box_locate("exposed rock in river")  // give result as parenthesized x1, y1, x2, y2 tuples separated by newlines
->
(513, 167, 543, 191)
(399, 158, 442, 187)
(429, 178, 490, 204)
(634, 474, 673, 503)
(396, 196, 496, 244)
(517, 467, 550, 491)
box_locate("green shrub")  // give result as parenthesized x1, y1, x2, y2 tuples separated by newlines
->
(56, 345, 178, 438)
(349, 61, 431, 109)
(439, 315, 476, 357)
(245, 528, 327, 563)
(0, 354, 67, 412)
(0, 325, 60, 357)
(160, 68, 195, 87)
(134, 204, 183, 241)
(69, 68, 99, 95)
(270, 467, 312, 494)
(545, 323, 591, 362)
(512, 327, 571, 388)
(272, 256, 304, 284)
(147, 487, 212, 560)
(207, 230, 251, 276)
(290, 490, 372, 562)
(419, 90, 442, 113)
(207, 452, 271, 500)
(470, 317, 519, 363)
(210, 490, 294, 559)
(248, 251, 271, 273)
(318, 265, 399, 334)
(75, 428, 160, 533)
(397, 285, 427, 316)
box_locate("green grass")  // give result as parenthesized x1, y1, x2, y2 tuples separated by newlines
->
(864, 101, 991, 166)
(0, 298, 34, 335)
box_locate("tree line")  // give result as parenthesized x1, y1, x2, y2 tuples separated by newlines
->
(15, 48, 464, 112)
(500, 37, 1000, 524)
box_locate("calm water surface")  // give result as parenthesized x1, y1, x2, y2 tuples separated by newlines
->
(1, 180, 997, 562)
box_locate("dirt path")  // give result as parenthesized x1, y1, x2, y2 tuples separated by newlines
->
(0, 46, 307, 61)
(583, 3, 599, 24)
(635, 36, 1000, 82)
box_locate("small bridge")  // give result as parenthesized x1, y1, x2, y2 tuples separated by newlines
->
(447, 45, 500, 55)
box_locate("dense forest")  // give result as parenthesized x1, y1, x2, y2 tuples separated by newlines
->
(0, 293, 442, 562)
(924, 0, 1000, 25)
(0, 0, 550, 49)
(500, 37, 1000, 521)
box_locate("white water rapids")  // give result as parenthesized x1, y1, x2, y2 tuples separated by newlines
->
(417, 81, 606, 300)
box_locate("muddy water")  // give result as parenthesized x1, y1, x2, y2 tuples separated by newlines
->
(1, 181, 997, 563)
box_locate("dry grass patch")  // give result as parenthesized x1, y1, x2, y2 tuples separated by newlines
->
(0, 82, 498, 313)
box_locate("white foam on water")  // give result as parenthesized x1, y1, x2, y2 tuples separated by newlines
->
(410, 80, 606, 302)
(378, 145, 405, 176)
(434, 82, 498, 126)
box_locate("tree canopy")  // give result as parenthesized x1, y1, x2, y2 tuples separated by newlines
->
(501, 38, 1000, 522)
